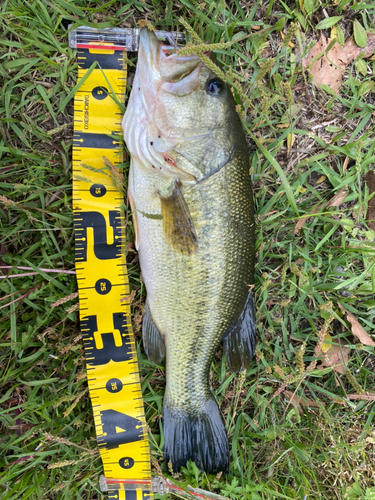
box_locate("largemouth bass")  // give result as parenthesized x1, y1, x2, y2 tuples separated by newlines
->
(122, 28, 256, 474)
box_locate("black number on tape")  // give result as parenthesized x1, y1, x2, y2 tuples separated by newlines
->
(92, 86, 108, 100)
(81, 313, 132, 366)
(90, 184, 107, 197)
(106, 378, 123, 393)
(101, 409, 143, 449)
(95, 278, 112, 295)
(74, 211, 121, 261)
(119, 456, 134, 469)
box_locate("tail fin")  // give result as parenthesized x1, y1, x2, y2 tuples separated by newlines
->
(163, 397, 229, 474)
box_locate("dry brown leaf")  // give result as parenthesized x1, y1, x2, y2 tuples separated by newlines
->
(303, 34, 346, 92)
(338, 303, 375, 346)
(364, 170, 375, 231)
(318, 338, 350, 374)
(311, 42, 346, 92)
(303, 34, 329, 68)
(294, 188, 347, 234)
(343, 156, 349, 173)
(326, 188, 348, 208)
(294, 203, 324, 234)
(285, 390, 322, 414)
(348, 392, 375, 401)
(341, 34, 375, 61)
(303, 33, 375, 92)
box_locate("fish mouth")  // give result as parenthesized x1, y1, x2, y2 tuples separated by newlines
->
(135, 28, 207, 179)
(123, 28, 212, 181)
(139, 27, 208, 107)
(138, 27, 201, 88)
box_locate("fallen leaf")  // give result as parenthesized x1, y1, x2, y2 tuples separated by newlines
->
(338, 303, 375, 346)
(321, 332, 333, 353)
(303, 34, 328, 68)
(343, 156, 349, 173)
(326, 188, 348, 208)
(287, 132, 295, 154)
(303, 34, 347, 92)
(315, 175, 327, 185)
(364, 170, 375, 231)
(303, 33, 375, 92)
(294, 188, 348, 234)
(285, 390, 322, 414)
(294, 203, 324, 234)
(318, 338, 350, 374)
(341, 34, 375, 61)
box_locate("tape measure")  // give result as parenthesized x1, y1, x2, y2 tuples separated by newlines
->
(71, 39, 153, 500)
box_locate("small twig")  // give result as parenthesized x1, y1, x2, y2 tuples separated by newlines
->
(0, 265, 76, 279)
(0, 285, 41, 310)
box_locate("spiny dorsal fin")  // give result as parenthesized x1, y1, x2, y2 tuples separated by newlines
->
(159, 181, 198, 255)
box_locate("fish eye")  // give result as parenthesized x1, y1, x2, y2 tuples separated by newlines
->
(207, 78, 223, 96)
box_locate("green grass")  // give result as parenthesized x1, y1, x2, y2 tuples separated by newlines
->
(1, 0, 375, 499)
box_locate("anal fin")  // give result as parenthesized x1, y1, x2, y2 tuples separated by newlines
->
(142, 302, 165, 364)
(160, 180, 198, 255)
(223, 293, 256, 372)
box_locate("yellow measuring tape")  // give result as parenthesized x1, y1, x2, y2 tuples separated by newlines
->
(72, 43, 153, 500)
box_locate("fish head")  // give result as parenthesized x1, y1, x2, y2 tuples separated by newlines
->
(123, 28, 245, 183)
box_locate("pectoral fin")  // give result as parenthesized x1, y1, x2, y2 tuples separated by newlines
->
(160, 181, 198, 255)
(223, 293, 256, 372)
(142, 302, 165, 364)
